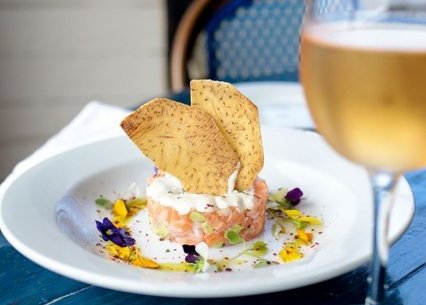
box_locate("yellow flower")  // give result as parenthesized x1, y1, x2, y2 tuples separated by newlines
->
(113, 199, 128, 218)
(299, 216, 322, 225)
(106, 243, 160, 269)
(284, 209, 322, 225)
(279, 244, 303, 263)
(284, 209, 302, 218)
(296, 229, 313, 244)
(106, 243, 131, 260)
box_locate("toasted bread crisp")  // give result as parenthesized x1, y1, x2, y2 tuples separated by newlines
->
(190, 80, 264, 191)
(121, 98, 239, 196)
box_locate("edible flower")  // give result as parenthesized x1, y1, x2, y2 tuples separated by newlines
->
(296, 228, 313, 245)
(106, 243, 159, 269)
(183, 244, 201, 264)
(183, 244, 209, 273)
(285, 187, 303, 206)
(279, 243, 303, 263)
(95, 217, 135, 247)
(284, 209, 322, 229)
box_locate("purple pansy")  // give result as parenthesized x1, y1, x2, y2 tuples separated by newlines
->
(95, 217, 135, 247)
(182, 244, 201, 264)
(285, 188, 304, 206)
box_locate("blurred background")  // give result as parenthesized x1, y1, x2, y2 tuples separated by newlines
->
(0, 0, 198, 181)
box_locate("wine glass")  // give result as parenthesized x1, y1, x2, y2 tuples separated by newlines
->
(300, 0, 426, 304)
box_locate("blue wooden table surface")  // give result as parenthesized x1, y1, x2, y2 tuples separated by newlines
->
(1, 169, 425, 305)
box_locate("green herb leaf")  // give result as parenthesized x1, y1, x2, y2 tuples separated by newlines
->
(189, 211, 205, 222)
(95, 198, 113, 209)
(253, 259, 269, 268)
(248, 241, 268, 256)
(272, 221, 286, 239)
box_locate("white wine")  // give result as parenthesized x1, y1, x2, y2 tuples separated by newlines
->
(300, 25, 426, 172)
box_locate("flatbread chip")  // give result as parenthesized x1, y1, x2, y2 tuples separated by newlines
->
(121, 98, 239, 195)
(190, 80, 264, 191)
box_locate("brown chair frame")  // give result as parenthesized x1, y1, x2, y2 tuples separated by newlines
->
(170, 0, 227, 92)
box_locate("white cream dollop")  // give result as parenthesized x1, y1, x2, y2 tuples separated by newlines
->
(146, 170, 254, 215)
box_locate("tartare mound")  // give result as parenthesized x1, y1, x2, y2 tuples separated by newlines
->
(147, 175, 268, 246)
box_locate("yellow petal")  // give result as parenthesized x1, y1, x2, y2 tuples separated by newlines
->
(284, 209, 302, 219)
(106, 244, 131, 260)
(279, 244, 303, 263)
(299, 216, 322, 225)
(113, 199, 128, 218)
(132, 256, 160, 269)
(296, 229, 313, 244)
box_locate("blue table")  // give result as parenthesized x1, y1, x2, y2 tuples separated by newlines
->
(1, 169, 425, 305)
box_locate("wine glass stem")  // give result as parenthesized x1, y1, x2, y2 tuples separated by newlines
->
(365, 172, 399, 305)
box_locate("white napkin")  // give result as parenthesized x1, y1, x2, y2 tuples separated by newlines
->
(0, 101, 131, 197)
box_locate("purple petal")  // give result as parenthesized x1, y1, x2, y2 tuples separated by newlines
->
(285, 188, 303, 206)
(109, 233, 126, 247)
(185, 253, 200, 264)
(154, 166, 158, 175)
(183, 244, 197, 255)
(102, 217, 116, 230)
(96, 220, 106, 232)
(96, 217, 135, 247)
(123, 236, 136, 246)
(96, 220, 109, 241)
(182, 244, 201, 264)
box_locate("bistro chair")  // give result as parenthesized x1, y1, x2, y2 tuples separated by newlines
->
(170, 0, 355, 92)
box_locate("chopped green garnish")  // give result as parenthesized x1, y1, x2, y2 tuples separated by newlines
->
(202, 222, 214, 234)
(231, 224, 243, 233)
(290, 219, 308, 229)
(192, 258, 205, 273)
(95, 198, 113, 209)
(225, 224, 244, 244)
(225, 230, 244, 244)
(189, 211, 205, 222)
(211, 242, 224, 248)
(153, 224, 169, 238)
(268, 188, 293, 210)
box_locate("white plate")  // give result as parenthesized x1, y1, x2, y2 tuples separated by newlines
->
(0, 127, 414, 297)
